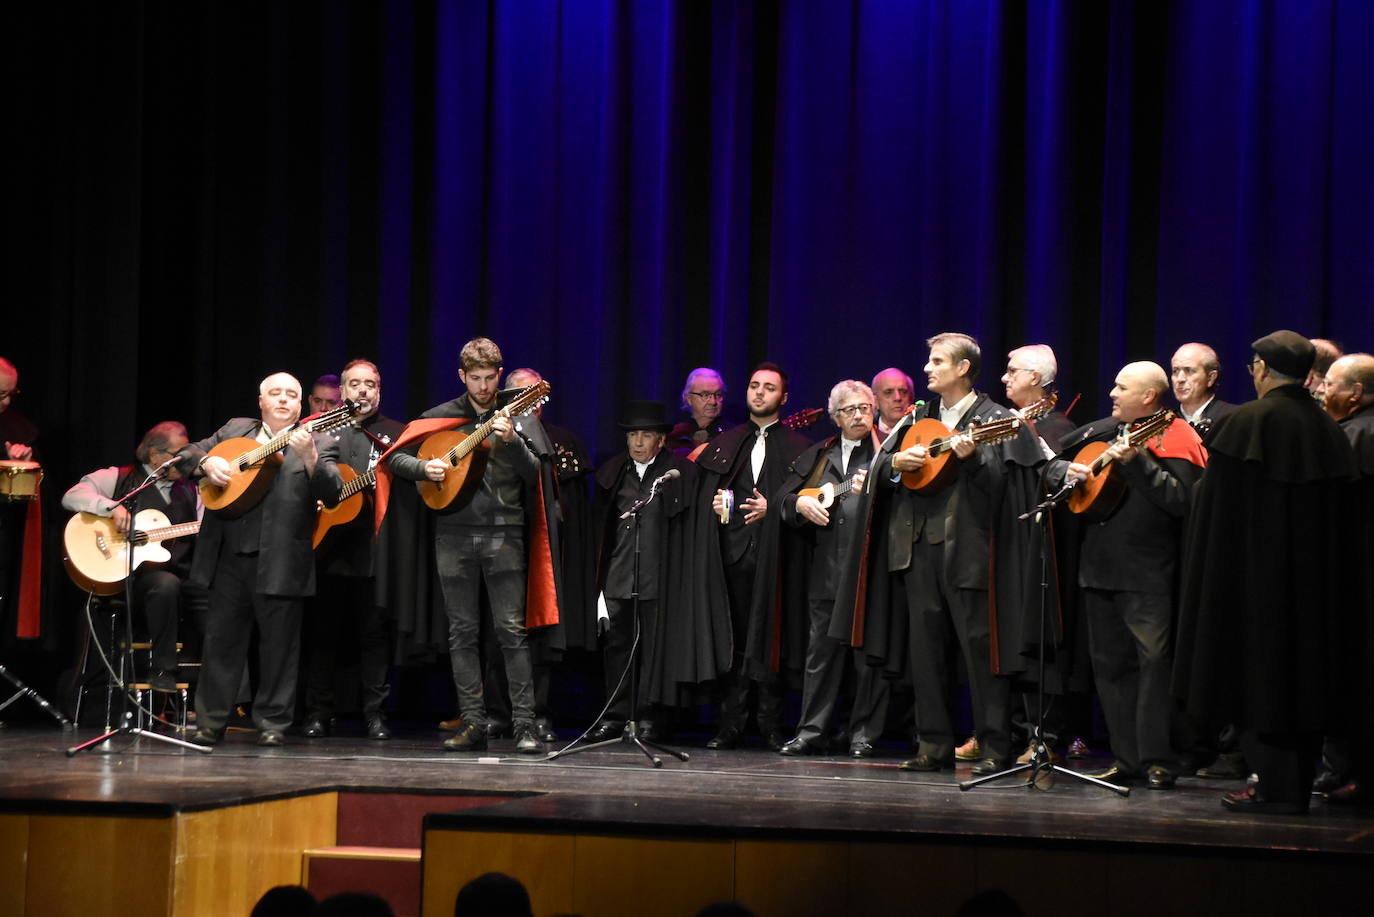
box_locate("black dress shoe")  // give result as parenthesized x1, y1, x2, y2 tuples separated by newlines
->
(300, 714, 331, 738)
(188, 727, 222, 747)
(257, 730, 284, 747)
(970, 757, 1009, 776)
(1086, 764, 1140, 786)
(763, 730, 787, 752)
(1147, 765, 1177, 789)
(779, 736, 824, 756)
(636, 721, 667, 743)
(899, 753, 954, 772)
(534, 717, 558, 743)
(443, 723, 488, 751)
(588, 721, 625, 742)
(706, 727, 741, 750)
(1221, 786, 1306, 814)
(485, 722, 512, 739)
(513, 725, 543, 754)
(1198, 751, 1249, 780)
(365, 715, 391, 741)
(148, 670, 178, 694)
(1312, 768, 1347, 794)
(849, 741, 875, 759)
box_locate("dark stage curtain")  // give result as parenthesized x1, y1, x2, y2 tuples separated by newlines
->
(5, 1, 1373, 648)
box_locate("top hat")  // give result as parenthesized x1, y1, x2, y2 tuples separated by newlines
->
(618, 400, 674, 432)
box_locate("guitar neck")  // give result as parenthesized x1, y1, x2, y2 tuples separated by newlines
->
(445, 416, 501, 465)
(339, 468, 379, 500)
(929, 417, 1020, 456)
(130, 521, 202, 546)
(1092, 412, 1173, 474)
(236, 408, 355, 468)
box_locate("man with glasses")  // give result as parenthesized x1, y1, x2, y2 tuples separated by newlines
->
(776, 381, 891, 757)
(1003, 345, 1074, 452)
(667, 368, 729, 457)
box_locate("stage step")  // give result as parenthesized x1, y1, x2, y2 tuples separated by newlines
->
(303, 845, 421, 917)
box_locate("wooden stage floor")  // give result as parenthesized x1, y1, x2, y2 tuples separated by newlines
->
(2, 722, 1370, 857)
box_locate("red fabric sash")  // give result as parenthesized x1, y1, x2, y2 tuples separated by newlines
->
(371, 417, 466, 535)
(16, 490, 42, 638)
(1147, 417, 1208, 468)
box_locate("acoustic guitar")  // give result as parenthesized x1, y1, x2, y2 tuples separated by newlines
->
(312, 463, 377, 548)
(1065, 408, 1175, 521)
(899, 395, 1056, 493)
(199, 400, 362, 518)
(416, 381, 551, 511)
(63, 509, 201, 595)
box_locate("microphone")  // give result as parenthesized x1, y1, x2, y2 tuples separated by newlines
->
(651, 468, 681, 488)
(151, 456, 181, 478)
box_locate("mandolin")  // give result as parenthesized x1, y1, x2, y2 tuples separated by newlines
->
(63, 509, 201, 595)
(199, 400, 362, 518)
(797, 402, 924, 507)
(899, 395, 1055, 493)
(416, 382, 551, 511)
(1065, 408, 1176, 521)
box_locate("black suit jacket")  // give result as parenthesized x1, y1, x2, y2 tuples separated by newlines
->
(179, 418, 341, 597)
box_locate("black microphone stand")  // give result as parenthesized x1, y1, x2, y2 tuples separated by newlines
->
(67, 464, 209, 756)
(546, 474, 689, 768)
(959, 478, 1126, 795)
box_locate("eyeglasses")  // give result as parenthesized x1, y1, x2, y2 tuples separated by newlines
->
(1005, 367, 1035, 376)
(689, 391, 725, 401)
(834, 403, 874, 418)
(1247, 357, 1263, 372)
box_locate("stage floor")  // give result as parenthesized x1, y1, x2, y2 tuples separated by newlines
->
(1, 721, 1370, 859)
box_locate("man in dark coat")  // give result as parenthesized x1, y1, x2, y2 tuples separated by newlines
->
(873, 333, 1044, 776)
(380, 338, 561, 755)
(666, 367, 730, 458)
(177, 372, 343, 746)
(1047, 361, 1206, 789)
(688, 363, 810, 750)
(587, 401, 696, 741)
(1175, 331, 1357, 813)
(1313, 352, 1374, 802)
(775, 380, 891, 758)
(301, 359, 404, 741)
(1171, 343, 1238, 441)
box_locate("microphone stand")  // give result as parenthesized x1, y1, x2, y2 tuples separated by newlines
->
(959, 476, 1126, 795)
(546, 472, 689, 768)
(67, 464, 209, 756)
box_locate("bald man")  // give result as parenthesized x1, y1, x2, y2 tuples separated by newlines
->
(870, 367, 916, 437)
(176, 371, 342, 747)
(1306, 338, 1343, 400)
(1046, 362, 1206, 788)
(1170, 343, 1236, 438)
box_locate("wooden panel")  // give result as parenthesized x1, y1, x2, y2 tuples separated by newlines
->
(0, 814, 29, 917)
(421, 830, 575, 917)
(975, 845, 1108, 916)
(734, 840, 850, 917)
(25, 814, 175, 917)
(572, 835, 734, 917)
(846, 841, 976, 915)
(172, 792, 336, 917)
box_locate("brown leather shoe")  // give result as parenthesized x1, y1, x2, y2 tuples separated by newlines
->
(954, 737, 982, 761)
(442, 723, 488, 752)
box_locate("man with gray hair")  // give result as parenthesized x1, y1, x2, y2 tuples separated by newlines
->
(1003, 344, 1074, 452)
(1306, 338, 1344, 400)
(63, 421, 204, 692)
(776, 380, 890, 757)
(667, 367, 729, 456)
(1048, 361, 1207, 789)
(1170, 342, 1237, 438)
(176, 372, 343, 747)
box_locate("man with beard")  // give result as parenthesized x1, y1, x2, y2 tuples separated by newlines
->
(62, 422, 202, 692)
(1047, 362, 1205, 789)
(776, 380, 890, 757)
(881, 334, 1043, 775)
(588, 401, 695, 741)
(1176, 331, 1356, 813)
(382, 338, 559, 754)
(300, 359, 404, 741)
(691, 363, 810, 750)
(666, 368, 729, 457)
(1170, 343, 1237, 440)
(1310, 352, 1374, 802)
(178, 372, 343, 747)
(871, 368, 916, 438)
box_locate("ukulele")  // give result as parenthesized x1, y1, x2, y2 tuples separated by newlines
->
(63, 509, 201, 595)
(415, 382, 551, 511)
(899, 395, 1056, 493)
(796, 402, 923, 508)
(199, 400, 362, 518)
(1064, 408, 1176, 521)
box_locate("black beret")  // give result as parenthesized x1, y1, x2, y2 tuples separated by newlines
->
(1251, 329, 1315, 380)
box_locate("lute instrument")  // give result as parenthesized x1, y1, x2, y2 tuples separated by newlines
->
(797, 402, 923, 507)
(1065, 408, 1176, 521)
(199, 400, 362, 518)
(415, 381, 552, 511)
(899, 395, 1055, 493)
(63, 509, 201, 595)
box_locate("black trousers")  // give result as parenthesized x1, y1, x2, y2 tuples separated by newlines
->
(1241, 728, 1319, 810)
(717, 551, 783, 733)
(196, 551, 302, 733)
(794, 598, 890, 745)
(902, 539, 1012, 762)
(1083, 588, 1175, 772)
(130, 569, 182, 673)
(302, 573, 391, 718)
(602, 597, 657, 722)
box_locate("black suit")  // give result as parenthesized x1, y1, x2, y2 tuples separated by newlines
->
(304, 412, 403, 722)
(179, 418, 341, 734)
